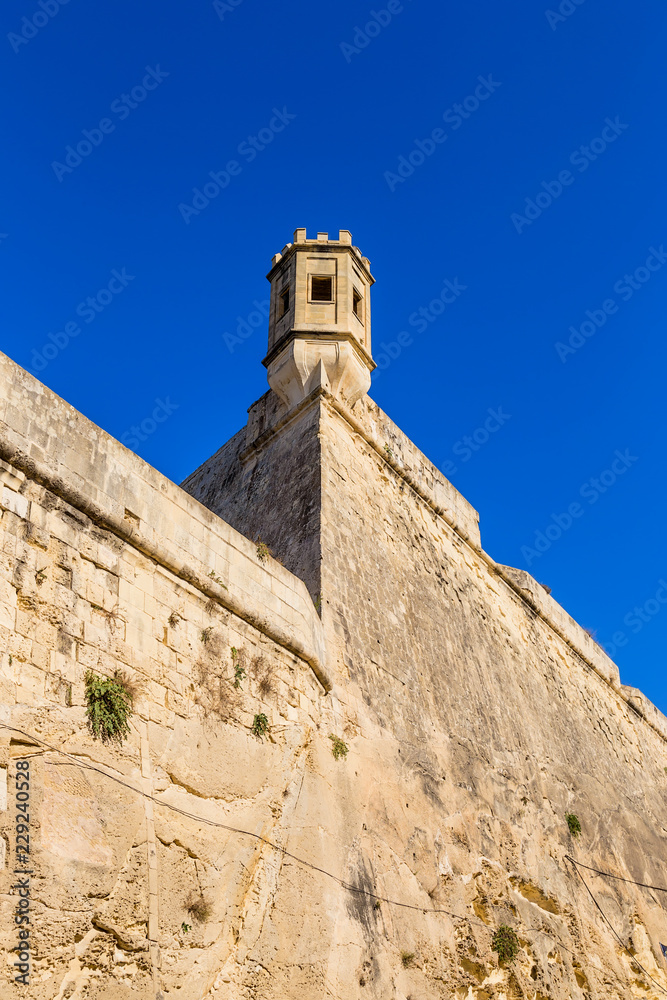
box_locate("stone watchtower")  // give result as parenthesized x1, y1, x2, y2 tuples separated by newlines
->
(181, 228, 384, 601)
(264, 229, 375, 409)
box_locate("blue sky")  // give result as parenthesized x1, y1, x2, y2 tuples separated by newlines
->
(1, 0, 666, 712)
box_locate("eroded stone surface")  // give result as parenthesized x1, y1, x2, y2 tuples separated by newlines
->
(1, 335, 667, 1000)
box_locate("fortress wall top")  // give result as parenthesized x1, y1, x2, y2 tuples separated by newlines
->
(181, 374, 667, 749)
(334, 394, 667, 747)
(0, 351, 326, 685)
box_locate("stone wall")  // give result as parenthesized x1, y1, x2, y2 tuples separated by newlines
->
(1, 348, 667, 1000)
(0, 352, 330, 999)
(186, 383, 667, 1000)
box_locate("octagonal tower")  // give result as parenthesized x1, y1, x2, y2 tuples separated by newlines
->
(263, 228, 376, 409)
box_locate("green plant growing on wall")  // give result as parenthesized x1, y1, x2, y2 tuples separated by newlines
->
(329, 734, 349, 760)
(167, 612, 181, 629)
(207, 569, 227, 589)
(181, 922, 191, 934)
(400, 951, 415, 968)
(566, 813, 582, 838)
(384, 443, 394, 460)
(251, 713, 270, 739)
(231, 647, 246, 688)
(35, 568, 47, 585)
(186, 893, 211, 922)
(256, 539, 270, 563)
(313, 593, 322, 612)
(373, 900, 381, 911)
(200, 627, 213, 645)
(492, 925, 519, 964)
(85, 670, 134, 744)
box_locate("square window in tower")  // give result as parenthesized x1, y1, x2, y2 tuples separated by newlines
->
(311, 276, 334, 302)
(279, 287, 290, 317)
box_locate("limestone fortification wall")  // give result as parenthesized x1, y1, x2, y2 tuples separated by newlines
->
(0, 352, 330, 999)
(185, 384, 667, 1000)
(1, 346, 667, 1000)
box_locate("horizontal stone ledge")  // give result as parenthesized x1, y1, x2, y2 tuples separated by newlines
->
(0, 429, 331, 694)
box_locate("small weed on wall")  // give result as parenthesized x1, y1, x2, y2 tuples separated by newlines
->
(232, 647, 246, 688)
(85, 670, 135, 744)
(492, 925, 519, 964)
(186, 893, 211, 922)
(256, 539, 270, 563)
(252, 713, 270, 739)
(329, 734, 349, 760)
(207, 569, 227, 589)
(566, 813, 582, 837)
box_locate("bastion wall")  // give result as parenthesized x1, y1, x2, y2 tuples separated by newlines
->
(1, 347, 667, 1000)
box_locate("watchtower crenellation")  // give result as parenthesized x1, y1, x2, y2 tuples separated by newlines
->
(263, 228, 376, 409)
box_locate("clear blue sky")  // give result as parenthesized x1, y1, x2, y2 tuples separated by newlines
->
(2, 0, 666, 712)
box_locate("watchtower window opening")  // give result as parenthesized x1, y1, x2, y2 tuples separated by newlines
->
(279, 286, 290, 317)
(352, 287, 363, 320)
(311, 276, 333, 302)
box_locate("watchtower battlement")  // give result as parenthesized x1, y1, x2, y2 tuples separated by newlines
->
(270, 228, 372, 268)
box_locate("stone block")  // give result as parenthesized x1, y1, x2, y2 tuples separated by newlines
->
(0, 486, 28, 519)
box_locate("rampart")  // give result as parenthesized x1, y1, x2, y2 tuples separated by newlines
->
(1, 346, 666, 1000)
